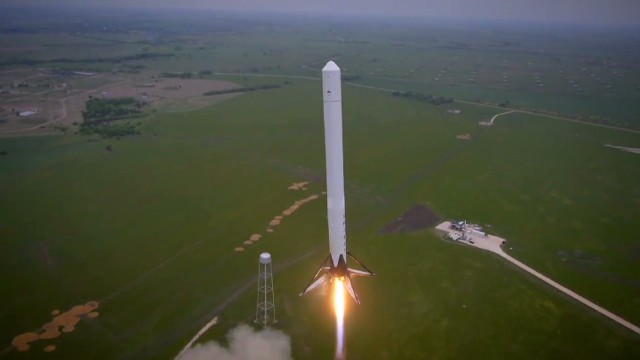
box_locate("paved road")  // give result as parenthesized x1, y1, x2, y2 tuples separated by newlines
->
(436, 221, 640, 335)
(488, 110, 515, 125)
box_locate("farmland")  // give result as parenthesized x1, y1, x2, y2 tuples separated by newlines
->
(1, 5, 639, 360)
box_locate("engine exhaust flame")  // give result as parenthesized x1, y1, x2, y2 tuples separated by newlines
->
(333, 278, 345, 360)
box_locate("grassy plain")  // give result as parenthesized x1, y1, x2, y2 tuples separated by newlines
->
(0, 6, 639, 360)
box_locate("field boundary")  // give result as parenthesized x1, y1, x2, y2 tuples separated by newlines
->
(213, 72, 640, 135)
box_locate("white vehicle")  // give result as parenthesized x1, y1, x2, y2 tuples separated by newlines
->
(300, 61, 374, 305)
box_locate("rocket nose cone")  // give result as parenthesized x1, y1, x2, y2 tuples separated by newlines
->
(323, 61, 340, 73)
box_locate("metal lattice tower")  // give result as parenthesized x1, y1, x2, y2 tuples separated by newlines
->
(255, 252, 276, 326)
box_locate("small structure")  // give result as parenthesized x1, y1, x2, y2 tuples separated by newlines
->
(447, 109, 462, 115)
(255, 252, 276, 326)
(469, 228, 486, 237)
(18, 109, 37, 117)
(450, 220, 466, 231)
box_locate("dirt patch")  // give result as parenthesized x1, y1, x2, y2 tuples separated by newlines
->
(380, 204, 440, 234)
(288, 181, 309, 191)
(11, 301, 99, 352)
(87, 312, 99, 319)
(281, 194, 319, 217)
(234, 184, 323, 252)
(250, 234, 262, 242)
(11, 333, 39, 352)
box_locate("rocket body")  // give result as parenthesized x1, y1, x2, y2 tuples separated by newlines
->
(299, 61, 374, 305)
(322, 61, 347, 268)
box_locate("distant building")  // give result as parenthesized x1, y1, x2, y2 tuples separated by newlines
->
(450, 220, 466, 231)
(18, 110, 36, 117)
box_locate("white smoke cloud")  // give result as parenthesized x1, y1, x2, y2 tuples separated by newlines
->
(177, 325, 293, 360)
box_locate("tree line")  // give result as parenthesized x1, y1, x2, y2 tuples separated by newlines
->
(80, 97, 145, 138)
(391, 91, 454, 105)
(203, 84, 281, 96)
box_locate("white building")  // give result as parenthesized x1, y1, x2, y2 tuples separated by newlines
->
(18, 110, 37, 117)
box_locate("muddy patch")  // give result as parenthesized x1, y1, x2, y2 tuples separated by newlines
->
(11, 301, 99, 352)
(288, 181, 309, 191)
(234, 182, 323, 252)
(380, 204, 440, 234)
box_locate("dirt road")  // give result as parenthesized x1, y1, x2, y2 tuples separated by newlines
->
(0, 96, 69, 134)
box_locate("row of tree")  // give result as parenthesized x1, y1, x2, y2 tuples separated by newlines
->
(0, 52, 173, 66)
(160, 69, 214, 78)
(82, 97, 144, 124)
(391, 91, 454, 105)
(203, 84, 281, 96)
(79, 122, 140, 138)
(80, 97, 145, 138)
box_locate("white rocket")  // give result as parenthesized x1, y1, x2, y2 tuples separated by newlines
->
(300, 61, 374, 304)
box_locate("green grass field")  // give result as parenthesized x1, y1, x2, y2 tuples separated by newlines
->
(1, 7, 640, 359)
(2, 79, 639, 359)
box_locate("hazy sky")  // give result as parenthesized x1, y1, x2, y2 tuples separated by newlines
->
(10, 0, 640, 25)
